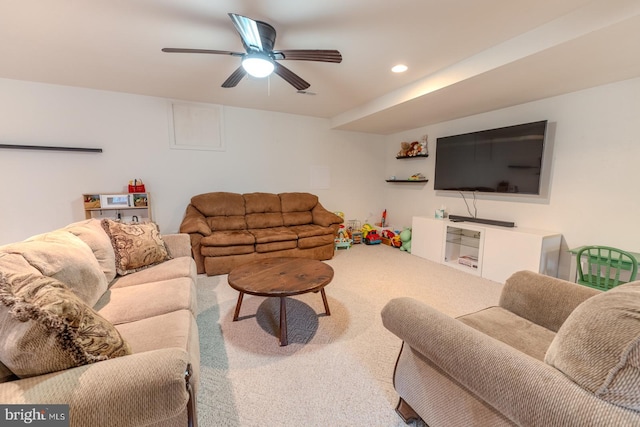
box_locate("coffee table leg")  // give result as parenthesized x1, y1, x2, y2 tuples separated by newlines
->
(279, 297, 288, 346)
(233, 292, 244, 321)
(320, 288, 331, 316)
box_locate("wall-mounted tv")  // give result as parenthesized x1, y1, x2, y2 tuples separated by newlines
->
(433, 120, 548, 195)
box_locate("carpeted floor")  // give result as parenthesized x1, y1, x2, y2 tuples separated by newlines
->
(195, 244, 505, 426)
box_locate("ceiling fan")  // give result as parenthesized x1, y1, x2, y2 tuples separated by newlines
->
(162, 13, 342, 91)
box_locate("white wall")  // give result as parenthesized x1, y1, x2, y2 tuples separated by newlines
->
(3, 76, 639, 280)
(0, 78, 385, 245)
(384, 76, 640, 279)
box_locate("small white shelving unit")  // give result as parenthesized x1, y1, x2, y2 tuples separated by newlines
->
(83, 192, 152, 223)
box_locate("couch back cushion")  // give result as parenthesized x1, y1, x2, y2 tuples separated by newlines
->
(280, 192, 317, 226)
(191, 192, 245, 217)
(63, 219, 117, 283)
(1, 231, 108, 306)
(244, 192, 282, 213)
(207, 216, 247, 231)
(545, 281, 640, 410)
(280, 192, 318, 213)
(244, 192, 284, 229)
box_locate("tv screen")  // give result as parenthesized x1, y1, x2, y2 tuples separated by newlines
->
(433, 120, 548, 195)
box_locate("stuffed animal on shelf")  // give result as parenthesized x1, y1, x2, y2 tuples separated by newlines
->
(397, 142, 411, 157)
(408, 141, 424, 156)
(399, 228, 412, 253)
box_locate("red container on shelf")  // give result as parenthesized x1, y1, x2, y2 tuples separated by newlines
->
(128, 184, 146, 193)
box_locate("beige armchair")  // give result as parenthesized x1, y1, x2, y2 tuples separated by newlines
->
(381, 271, 640, 426)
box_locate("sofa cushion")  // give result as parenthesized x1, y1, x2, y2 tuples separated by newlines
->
(63, 219, 117, 283)
(115, 310, 196, 355)
(289, 224, 335, 238)
(206, 216, 247, 231)
(457, 306, 556, 361)
(109, 257, 196, 289)
(255, 240, 299, 253)
(249, 227, 298, 244)
(246, 213, 284, 229)
(96, 278, 196, 325)
(279, 192, 318, 212)
(0, 272, 130, 378)
(0, 252, 42, 284)
(201, 246, 255, 257)
(2, 230, 108, 306)
(191, 192, 245, 217)
(545, 282, 640, 410)
(101, 220, 171, 276)
(201, 230, 255, 247)
(298, 234, 335, 249)
(283, 211, 313, 226)
(244, 192, 282, 214)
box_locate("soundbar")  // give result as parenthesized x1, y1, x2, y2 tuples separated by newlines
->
(448, 215, 515, 228)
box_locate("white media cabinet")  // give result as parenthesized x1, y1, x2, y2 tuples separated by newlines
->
(412, 216, 562, 283)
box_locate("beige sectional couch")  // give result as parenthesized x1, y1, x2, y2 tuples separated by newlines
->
(0, 219, 199, 427)
(382, 271, 640, 426)
(180, 191, 343, 276)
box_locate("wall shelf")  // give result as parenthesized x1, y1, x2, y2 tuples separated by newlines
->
(1, 144, 102, 153)
(396, 154, 428, 159)
(386, 179, 428, 183)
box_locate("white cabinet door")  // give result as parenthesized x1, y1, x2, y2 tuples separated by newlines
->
(411, 216, 444, 262)
(482, 227, 561, 283)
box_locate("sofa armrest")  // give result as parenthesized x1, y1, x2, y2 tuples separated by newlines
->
(179, 205, 211, 237)
(381, 297, 639, 426)
(0, 348, 194, 426)
(499, 270, 600, 332)
(311, 202, 343, 227)
(163, 233, 192, 258)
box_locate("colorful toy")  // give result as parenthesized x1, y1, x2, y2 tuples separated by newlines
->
(361, 223, 374, 238)
(399, 228, 412, 253)
(334, 225, 352, 249)
(364, 230, 381, 245)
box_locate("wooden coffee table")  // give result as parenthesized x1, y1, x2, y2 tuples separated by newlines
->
(228, 257, 333, 346)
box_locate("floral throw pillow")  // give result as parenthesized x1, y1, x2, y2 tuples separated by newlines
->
(0, 272, 131, 378)
(101, 220, 171, 276)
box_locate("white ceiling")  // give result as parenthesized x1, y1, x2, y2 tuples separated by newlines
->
(1, 0, 640, 134)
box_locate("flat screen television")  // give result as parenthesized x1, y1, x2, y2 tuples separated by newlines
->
(433, 120, 548, 195)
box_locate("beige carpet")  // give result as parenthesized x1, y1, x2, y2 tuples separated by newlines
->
(195, 244, 505, 426)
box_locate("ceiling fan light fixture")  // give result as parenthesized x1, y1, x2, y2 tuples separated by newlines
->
(392, 64, 408, 73)
(242, 53, 275, 78)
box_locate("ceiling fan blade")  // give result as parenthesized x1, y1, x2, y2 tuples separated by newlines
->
(221, 66, 247, 88)
(274, 49, 342, 63)
(228, 13, 264, 52)
(162, 48, 244, 56)
(273, 62, 310, 91)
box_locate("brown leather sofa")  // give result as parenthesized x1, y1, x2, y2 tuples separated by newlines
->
(180, 192, 343, 276)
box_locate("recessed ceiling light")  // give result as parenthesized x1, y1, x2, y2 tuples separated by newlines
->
(392, 64, 408, 73)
